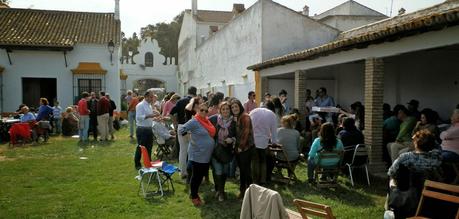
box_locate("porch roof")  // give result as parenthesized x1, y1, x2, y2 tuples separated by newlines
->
(71, 62, 107, 75)
(248, 1, 459, 71)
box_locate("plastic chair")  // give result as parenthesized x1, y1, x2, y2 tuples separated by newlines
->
(344, 144, 370, 186)
(293, 199, 336, 219)
(137, 145, 163, 197)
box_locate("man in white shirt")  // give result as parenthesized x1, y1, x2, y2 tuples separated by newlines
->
(134, 89, 161, 170)
(249, 100, 278, 185)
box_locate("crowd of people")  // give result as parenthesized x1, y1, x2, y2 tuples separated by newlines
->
(123, 85, 458, 209)
(11, 91, 119, 143)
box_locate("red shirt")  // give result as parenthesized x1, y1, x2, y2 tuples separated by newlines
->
(78, 99, 90, 116)
(97, 96, 110, 115)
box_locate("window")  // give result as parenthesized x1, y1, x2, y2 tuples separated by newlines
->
(145, 52, 154, 67)
(78, 79, 102, 95)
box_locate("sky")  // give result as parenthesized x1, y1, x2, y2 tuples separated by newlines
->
(10, 0, 445, 37)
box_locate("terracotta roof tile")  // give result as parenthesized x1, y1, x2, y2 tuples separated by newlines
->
(0, 8, 120, 48)
(248, 1, 459, 71)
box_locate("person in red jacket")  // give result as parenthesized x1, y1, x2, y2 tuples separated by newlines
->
(78, 92, 91, 142)
(97, 91, 110, 141)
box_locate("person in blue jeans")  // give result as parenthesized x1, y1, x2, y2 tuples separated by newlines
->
(308, 122, 344, 183)
(52, 101, 62, 134)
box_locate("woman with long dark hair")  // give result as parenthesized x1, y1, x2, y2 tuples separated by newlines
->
(307, 122, 344, 183)
(230, 99, 254, 198)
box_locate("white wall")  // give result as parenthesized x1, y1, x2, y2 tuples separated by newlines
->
(262, 0, 339, 60)
(123, 38, 178, 92)
(384, 49, 459, 119)
(320, 15, 387, 31)
(0, 44, 121, 112)
(190, 1, 263, 101)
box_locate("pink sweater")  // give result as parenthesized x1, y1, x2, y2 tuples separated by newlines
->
(440, 123, 459, 155)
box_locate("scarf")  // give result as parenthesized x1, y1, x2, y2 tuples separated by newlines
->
(195, 114, 216, 138)
(217, 115, 233, 144)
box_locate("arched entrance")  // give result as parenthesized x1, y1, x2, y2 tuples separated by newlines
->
(132, 78, 165, 96)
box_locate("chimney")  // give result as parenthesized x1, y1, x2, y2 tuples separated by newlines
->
(302, 5, 309, 16)
(114, 0, 120, 20)
(398, 7, 406, 15)
(192, 0, 198, 16)
(232, 4, 245, 16)
(0, 2, 10, 8)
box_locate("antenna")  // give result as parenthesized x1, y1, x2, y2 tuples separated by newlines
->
(389, 0, 394, 17)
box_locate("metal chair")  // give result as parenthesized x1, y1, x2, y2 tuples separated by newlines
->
(137, 145, 163, 197)
(269, 144, 298, 184)
(344, 144, 370, 186)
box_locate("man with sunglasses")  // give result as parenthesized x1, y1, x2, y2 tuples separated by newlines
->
(243, 91, 257, 114)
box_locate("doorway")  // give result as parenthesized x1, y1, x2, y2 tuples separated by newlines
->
(22, 78, 57, 109)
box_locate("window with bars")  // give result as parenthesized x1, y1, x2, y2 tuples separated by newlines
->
(73, 74, 105, 104)
(78, 79, 102, 95)
(145, 52, 154, 67)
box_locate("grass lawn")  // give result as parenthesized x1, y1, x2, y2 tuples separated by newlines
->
(0, 128, 387, 218)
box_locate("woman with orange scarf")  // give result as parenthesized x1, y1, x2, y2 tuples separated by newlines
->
(179, 101, 216, 207)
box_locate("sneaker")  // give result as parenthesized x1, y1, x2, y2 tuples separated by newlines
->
(218, 192, 225, 202)
(191, 198, 201, 207)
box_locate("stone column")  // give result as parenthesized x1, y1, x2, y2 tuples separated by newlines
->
(364, 58, 386, 174)
(294, 70, 307, 113)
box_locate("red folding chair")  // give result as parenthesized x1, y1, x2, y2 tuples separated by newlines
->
(137, 145, 163, 197)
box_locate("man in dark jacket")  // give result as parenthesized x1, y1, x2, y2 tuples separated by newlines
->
(106, 93, 117, 140)
(87, 92, 98, 141)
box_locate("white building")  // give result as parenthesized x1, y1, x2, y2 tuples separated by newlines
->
(248, 1, 459, 173)
(121, 37, 178, 95)
(178, 0, 386, 107)
(0, 1, 121, 112)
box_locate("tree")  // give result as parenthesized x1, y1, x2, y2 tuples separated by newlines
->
(0, 0, 10, 4)
(120, 32, 140, 64)
(139, 11, 184, 65)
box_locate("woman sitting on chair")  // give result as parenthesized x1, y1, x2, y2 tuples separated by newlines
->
(307, 122, 344, 183)
(386, 129, 442, 218)
(62, 107, 79, 136)
(267, 115, 301, 181)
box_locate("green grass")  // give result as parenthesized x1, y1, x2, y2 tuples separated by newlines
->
(0, 128, 387, 218)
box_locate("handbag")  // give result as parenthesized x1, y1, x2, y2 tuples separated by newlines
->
(213, 143, 233, 164)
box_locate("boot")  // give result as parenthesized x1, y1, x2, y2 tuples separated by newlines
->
(218, 175, 227, 201)
(214, 175, 221, 199)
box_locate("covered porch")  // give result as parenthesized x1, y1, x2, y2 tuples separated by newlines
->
(250, 4, 459, 174)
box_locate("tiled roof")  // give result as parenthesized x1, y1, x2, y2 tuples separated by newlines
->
(248, 1, 459, 71)
(0, 8, 120, 48)
(191, 9, 234, 23)
(71, 62, 107, 75)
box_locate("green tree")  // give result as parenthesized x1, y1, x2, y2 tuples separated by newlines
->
(120, 32, 140, 64)
(139, 11, 184, 65)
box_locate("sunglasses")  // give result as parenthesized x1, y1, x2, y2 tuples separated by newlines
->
(200, 109, 208, 113)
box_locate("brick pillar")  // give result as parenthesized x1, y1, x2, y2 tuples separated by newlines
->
(294, 70, 307, 113)
(364, 58, 386, 174)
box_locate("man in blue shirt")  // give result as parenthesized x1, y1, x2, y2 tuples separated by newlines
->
(20, 106, 36, 122)
(314, 87, 335, 107)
